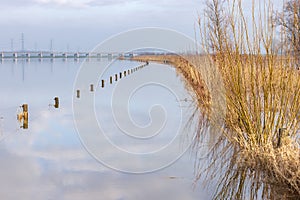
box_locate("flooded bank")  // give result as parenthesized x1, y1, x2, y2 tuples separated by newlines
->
(133, 53, 300, 199)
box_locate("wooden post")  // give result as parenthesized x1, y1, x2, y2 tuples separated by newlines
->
(277, 128, 286, 148)
(54, 97, 59, 108)
(124, 71, 127, 76)
(101, 80, 105, 88)
(22, 104, 28, 121)
(115, 74, 118, 81)
(17, 105, 28, 129)
(90, 84, 94, 92)
(22, 104, 28, 112)
(76, 90, 80, 98)
(110, 76, 113, 84)
(23, 119, 28, 129)
(119, 72, 122, 79)
(128, 69, 130, 75)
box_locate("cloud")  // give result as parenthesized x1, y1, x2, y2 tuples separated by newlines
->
(34, 0, 93, 8)
(87, 0, 138, 7)
(0, 0, 199, 9)
(0, 0, 136, 9)
(0, 0, 93, 9)
(0, 0, 34, 7)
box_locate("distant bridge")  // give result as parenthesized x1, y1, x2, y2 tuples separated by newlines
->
(0, 51, 134, 59)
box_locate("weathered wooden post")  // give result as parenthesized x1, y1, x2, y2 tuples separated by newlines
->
(124, 71, 127, 77)
(119, 72, 122, 79)
(22, 104, 28, 120)
(277, 128, 286, 148)
(90, 84, 94, 92)
(115, 74, 118, 81)
(23, 118, 28, 129)
(101, 80, 105, 88)
(76, 90, 80, 98)
(22, 104, 28, 129)
(110, 76, 113, 84)
(54, 97, 59, 108)
(17, 104, 28, 123)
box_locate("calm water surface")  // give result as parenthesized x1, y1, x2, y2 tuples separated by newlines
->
(0, 58, 213, 200)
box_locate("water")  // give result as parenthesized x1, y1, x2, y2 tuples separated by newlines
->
(0, 58, 212, 199)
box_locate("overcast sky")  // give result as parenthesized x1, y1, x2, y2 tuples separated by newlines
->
(0, 0, 283, 52)
(0, 0, 205, 52)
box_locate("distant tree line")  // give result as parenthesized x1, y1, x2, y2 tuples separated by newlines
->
(276, 0, 300, 58)
(203, 0, 300, 60)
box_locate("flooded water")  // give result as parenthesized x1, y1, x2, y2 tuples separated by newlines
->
(0, 58, 213, 199)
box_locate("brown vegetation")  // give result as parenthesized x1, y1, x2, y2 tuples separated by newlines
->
(132, 0, 300, 199)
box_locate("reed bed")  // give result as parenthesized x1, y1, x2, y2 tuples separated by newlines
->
(133, 1, 300, 199)
(196, 0, 300, 198)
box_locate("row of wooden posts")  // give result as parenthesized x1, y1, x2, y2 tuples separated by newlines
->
(15, 97, 59, 129)
(76, 62, 149, 98)
(12, 62, 149, 129)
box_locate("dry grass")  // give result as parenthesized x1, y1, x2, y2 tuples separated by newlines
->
(132, 0, 300, 199)
(197, 0, 300, 198)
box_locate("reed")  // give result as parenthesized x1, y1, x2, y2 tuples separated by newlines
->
(133, 0, 300, 199)
(195, 0, 300, 199)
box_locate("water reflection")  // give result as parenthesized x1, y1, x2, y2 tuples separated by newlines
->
(0, 59, 212, 199)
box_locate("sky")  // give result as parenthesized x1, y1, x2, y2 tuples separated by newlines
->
(0, 0, 205, 52)
(0, 0, 284, 52)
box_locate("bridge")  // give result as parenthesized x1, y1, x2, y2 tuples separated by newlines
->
(0, 51, 134, 60)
